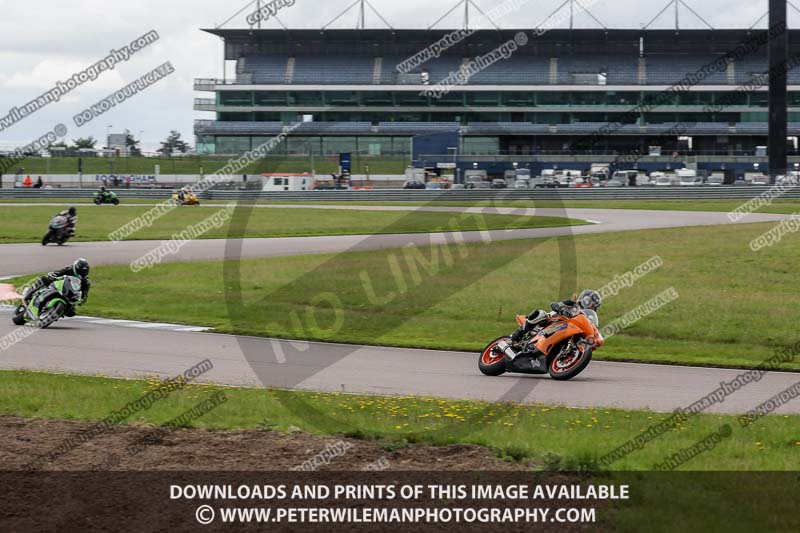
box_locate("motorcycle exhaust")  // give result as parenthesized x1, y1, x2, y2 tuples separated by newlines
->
(496, 340, 518, 361)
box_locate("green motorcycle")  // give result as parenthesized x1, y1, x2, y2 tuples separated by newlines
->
(93, 190, 120, 205)
(12, 276, 84, 329)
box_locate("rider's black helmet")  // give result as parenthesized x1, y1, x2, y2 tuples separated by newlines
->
(100, 186, 106, 192)
(577, 289, 602, 311)
(68, 206, 77, 216)
(72, 258, 90, 278)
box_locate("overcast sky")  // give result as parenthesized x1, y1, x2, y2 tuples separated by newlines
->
(0, 0, 789, 151)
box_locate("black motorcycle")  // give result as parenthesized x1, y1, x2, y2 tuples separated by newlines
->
(41, 215, 73, 246)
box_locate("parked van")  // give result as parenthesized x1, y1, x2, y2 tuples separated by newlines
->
(611, 170, 645, 186)
(262, 173, 312, 191)
(653, 172, 679, 186)
(677, 169, 703, 186)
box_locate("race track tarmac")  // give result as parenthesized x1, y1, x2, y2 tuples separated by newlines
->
(0, 312, 796, 415)
(0, 206, 794, 413)
(0, 207, 788, 275)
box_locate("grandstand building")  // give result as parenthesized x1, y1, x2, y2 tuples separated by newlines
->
(194, 27, 800, 175)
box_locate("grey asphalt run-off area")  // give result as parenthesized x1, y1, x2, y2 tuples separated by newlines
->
(0, 206, 797, 414)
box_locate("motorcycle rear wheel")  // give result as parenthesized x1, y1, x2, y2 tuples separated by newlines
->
(479, 337, 509, 376)
(12, 306, 26, 326)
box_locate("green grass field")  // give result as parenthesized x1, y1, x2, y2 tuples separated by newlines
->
(1, 369, 796, 471)
(241, 198, 800, 215)
(0, 205, 583, 243)
(1, 197, 798, 215)
(7, 222, 794, 370)
(2, 155, 410, 176)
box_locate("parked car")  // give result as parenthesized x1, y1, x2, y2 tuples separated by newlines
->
(491, 179, 507, 189)
(678, 171, 704, 186)
(403, 180, 426, 190)
(706, 174, 725, 186)
(575, 177, 600, 188)
(513, 178, 531, 190)
(750, 175, 770, 186)
(425, 181, 447, 190)
(654, 174, 679, 186)
(472, 181, 491, 189)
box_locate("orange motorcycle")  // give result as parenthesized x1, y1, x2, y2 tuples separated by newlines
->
(478, 305, 603, 381)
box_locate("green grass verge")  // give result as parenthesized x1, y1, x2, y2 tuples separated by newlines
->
(237, 198, 800, 215)
(2, 155, 410, 175)
(8, 221, 794, 370)
(2, 197, 798, 215)
(1, 370, 797, 471)
(0, 205, 583, 243)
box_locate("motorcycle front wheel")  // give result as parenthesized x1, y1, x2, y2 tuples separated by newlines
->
(39, 301, 66, 329)
(478, 337, 509, 376)
(548, 343, 593, 381)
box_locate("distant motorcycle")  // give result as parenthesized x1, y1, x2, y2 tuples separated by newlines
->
(478, 304, 604, 381)
(12, 276, 84, 328)
(93, 190, 120, 205)
(41, 215, 73, 246)
(172, 191, 200, 206)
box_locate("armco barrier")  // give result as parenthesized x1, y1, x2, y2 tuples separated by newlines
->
(2, 187, 800, 202)
(0, 189, 170, 200)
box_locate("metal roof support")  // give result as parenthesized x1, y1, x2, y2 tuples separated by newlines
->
(751, 1, 800, 30)
(535, 0, 607, 32)
(428, 0, 500, 31)
(642, 0, 713, 31)
(323, 0, 393, 30)
(216, 0, 259, 29)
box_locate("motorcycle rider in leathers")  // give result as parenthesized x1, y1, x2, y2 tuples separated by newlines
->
(502, 289, 603, 361)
